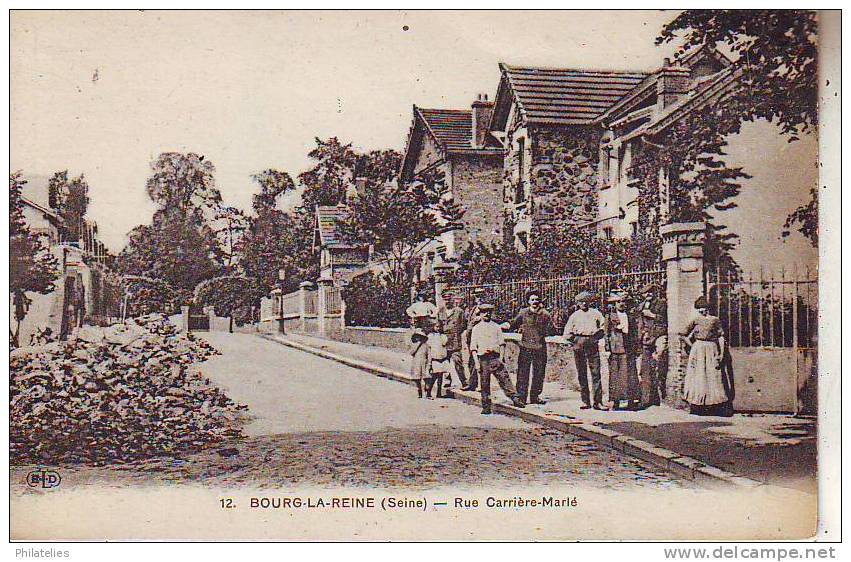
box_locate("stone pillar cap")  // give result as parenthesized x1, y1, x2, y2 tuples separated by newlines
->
(659, 222, 706, 236)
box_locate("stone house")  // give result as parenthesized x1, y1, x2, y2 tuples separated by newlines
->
(489, 46, 733, 249)
(399, 98, 504, 271)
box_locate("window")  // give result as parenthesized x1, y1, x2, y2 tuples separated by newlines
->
(630, 221, 639, 237)
(515, 231, 528, 253)
(515, 137, 526, 203)
(602, 226, 614, 240)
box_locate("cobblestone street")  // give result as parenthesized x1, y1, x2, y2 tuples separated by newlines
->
(12, 332, 686, 491)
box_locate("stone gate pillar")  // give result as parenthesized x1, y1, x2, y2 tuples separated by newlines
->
(316, 278, 333, 337)
(661, 222, 706, 407)
(433, 261, 457, 312)
(299, 281, 315, 332)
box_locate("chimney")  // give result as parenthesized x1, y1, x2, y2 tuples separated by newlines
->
(471, 93, 495, 148)
(656, 58, 691, 111)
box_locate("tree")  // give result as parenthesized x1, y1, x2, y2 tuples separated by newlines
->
(47, 170, 90, 242)
(10, 172, 60, 347)
(118, 153, 224, 301)
(118, 212, 222, 301)
(238, 169, 314, 294)
(145, 152, 222, 219)
(194, 275, 265, 330)
(297, 137, 359, 210)
(654, 10, 818, 248)
(336, 150, 454, 292)
(212, 206, 249, 273)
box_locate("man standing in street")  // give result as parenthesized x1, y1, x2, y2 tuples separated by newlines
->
(503, 290, 557, 405)
(439, 292, 467, 389)
(563, 291, 608, 410)
(461, 288, 486, 391)
(469, 304, 526, 414)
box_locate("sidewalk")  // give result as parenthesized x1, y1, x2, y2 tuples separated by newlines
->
(264, 332, 816, 493)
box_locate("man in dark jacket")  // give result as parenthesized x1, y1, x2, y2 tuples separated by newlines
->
(503, 290, 557, 405)
(439, 292, 468, 388)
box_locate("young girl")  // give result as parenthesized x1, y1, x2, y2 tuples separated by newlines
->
(426, 327, 450, 398)
(409, 328, 430, 398)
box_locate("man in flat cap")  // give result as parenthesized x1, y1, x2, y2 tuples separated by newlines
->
(461, 287, 488, 391)
(503, 289, 557, 405)
(637, 282, 667, 406)
(563, 291, 607, 410)
(469, 303, 526, 414)
(438, 292, 468, 389)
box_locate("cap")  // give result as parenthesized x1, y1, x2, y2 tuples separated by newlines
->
(694, 296, 708, 309)
(607, 293, 625, 303)
(478, 303, 495, 311)
(575, 291, 594, 303)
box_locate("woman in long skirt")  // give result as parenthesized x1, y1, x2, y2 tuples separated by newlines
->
(680, 296, 732, 416)
(606, 293, 640, 410)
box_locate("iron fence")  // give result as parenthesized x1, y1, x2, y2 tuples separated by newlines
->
(324, 285, 342, 315)
(450, 268, 665, 326)
(705, 266, 817, 349)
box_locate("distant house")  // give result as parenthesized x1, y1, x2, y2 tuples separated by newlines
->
(399, 97, 505, 263)
(489, 46, 732, 248)
(20, 195, 62, 245)
(313, 204, 369, 284)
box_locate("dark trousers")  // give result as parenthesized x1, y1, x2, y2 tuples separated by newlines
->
(478, 353, 518, 408)
(447, 350, 466, 386)
(516, 346, 547, 402)
(466, 352, 479, 390)
(573, 336, 602, 406)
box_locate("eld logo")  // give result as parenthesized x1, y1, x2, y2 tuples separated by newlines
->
(26, 469, 62, 489)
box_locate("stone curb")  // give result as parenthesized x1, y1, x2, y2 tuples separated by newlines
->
(260, 334, 762, 489)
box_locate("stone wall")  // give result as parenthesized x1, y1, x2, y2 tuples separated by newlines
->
(529, 125, 602, 229)
(334, 326, 410, 352)
(451, 153, 504, 249)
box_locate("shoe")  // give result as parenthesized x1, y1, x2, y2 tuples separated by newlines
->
(529, 397, 547, 405)
(461, 386, 475, 392)
(593, 403, 609, 411)
(580, 403, 592, 410)
(512, 398, 526, 409)
(481, 407, 492, 415)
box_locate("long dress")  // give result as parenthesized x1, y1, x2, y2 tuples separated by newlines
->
(606, 312, 639, 402)
(681, 315, 728, 407)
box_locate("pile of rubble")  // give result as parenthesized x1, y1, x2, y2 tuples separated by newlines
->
(10, 314, 247, 465)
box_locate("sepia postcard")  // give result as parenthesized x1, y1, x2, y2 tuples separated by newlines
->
(8, 9, 841, 542)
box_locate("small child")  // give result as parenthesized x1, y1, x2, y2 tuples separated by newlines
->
(426, 327, 450, 399)
(409, 328, 430, 398)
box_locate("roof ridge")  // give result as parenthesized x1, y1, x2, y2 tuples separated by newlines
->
(501, 62, 651, 76)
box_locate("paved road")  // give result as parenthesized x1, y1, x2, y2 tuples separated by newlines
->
(184, 332, 684, 489)
(11, 332, 685, 491)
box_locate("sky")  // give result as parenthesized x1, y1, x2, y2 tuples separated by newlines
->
(10, 10, 817, 272)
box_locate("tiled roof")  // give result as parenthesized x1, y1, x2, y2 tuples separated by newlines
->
(416, 107, 475, 151)
(315, 205, 350, 248)
(499, 64, 650, 125)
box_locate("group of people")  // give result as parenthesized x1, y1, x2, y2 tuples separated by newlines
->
(405, 285, 734, 417)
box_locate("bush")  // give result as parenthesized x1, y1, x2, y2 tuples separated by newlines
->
(122, 276, 179, 317)
(341, 272, 410, 328)
(450, 228, 661, 286)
